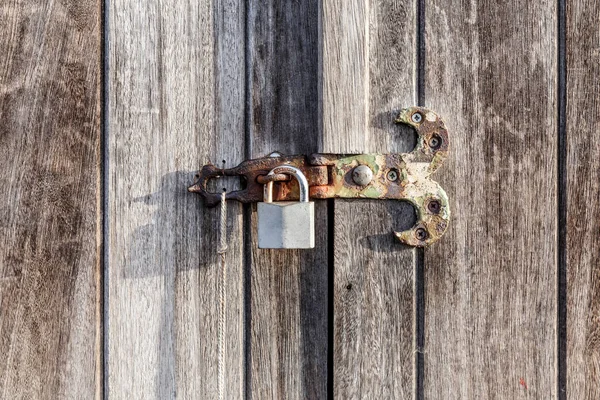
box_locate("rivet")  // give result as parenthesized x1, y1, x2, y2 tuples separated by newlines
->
(352, 165, 373, 186)
(411, 112, 423, 123)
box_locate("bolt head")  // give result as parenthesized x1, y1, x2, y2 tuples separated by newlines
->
(411, 112, 423, 123)
(352, 165, 373, 186)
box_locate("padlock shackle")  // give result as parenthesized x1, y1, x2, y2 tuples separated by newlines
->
(264, 166, 310, 203)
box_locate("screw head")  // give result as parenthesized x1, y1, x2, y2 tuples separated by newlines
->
(387, 169, 399, 182)
(427, 199, 441, 214)
(428, 134, 442, 150)
(411, 112, 423, 123)
(352, 165, 373, 186)
(415, 228, 428, 241)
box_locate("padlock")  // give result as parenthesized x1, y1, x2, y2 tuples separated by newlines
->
(258, 165, 315, 249)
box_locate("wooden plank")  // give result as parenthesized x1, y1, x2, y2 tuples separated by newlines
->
(321, 0, 369, 154)
(322, 0, 417, 397)
(566, 1, 600, 398)
(107, 0, 245, 398)
(247, 1, 328, 398)
(332, 202, 416, 399)
(423, 1, 557, 398)
(0, 0, 101, 398)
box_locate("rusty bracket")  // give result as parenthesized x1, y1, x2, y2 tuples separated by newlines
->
(189, 106, 450, 246)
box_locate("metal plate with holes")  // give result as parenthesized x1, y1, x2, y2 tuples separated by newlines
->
(190, 106, 450, 246)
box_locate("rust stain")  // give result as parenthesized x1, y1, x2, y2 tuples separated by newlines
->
(519, 377, 528, 390)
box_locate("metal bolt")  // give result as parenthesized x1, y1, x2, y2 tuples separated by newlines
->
(387, 169, 398, 182)
(415, 228, 428, 241)
(427, 199, 441, 214)
(411, 112, 423, 123)
(429, 134, 442, 150)
(352, 165, 373, 186)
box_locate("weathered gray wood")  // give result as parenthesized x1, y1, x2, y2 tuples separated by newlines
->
(107, 0, 245, 398)
(0, 1, 101, 398)
(333, 202, 416, 399)
(321, 0, 369, 154)
(322, 0, 417, 397)
(423, 1, 557, 398)
(247, 1, 328, 398)
(566, 1, 600, 398)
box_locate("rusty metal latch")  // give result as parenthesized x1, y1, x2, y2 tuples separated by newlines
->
(189, 106, 450, 246)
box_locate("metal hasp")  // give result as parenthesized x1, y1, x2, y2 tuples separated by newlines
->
(189, 106, 451, 247)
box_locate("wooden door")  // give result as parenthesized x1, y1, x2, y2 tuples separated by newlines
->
(1, 0, 598, 399)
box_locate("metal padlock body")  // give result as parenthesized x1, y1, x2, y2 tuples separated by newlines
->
(258, 166, 315, 249)
(258, 202, 315, 248)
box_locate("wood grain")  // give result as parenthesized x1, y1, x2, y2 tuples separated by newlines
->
(321, 0, 369, 154)
(0, 0, 101, 398)
(332, 201, 416, 399)
(566, 1, 600, 398)
(247, 1, 328, 397)
(322, 0, 417, 397)
(423, 1, 557, 398)
(107, 0, 245, 398)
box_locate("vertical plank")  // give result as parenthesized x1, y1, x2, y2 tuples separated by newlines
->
(247, 1, 329, 398)
(107, 0, 245, 398)
(322, 0, 417, 398)
(321, 0, 368, 154)
(566, 1, 600, 398)
(424, 1, 557, 398)
(0, 0, 101, 398)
